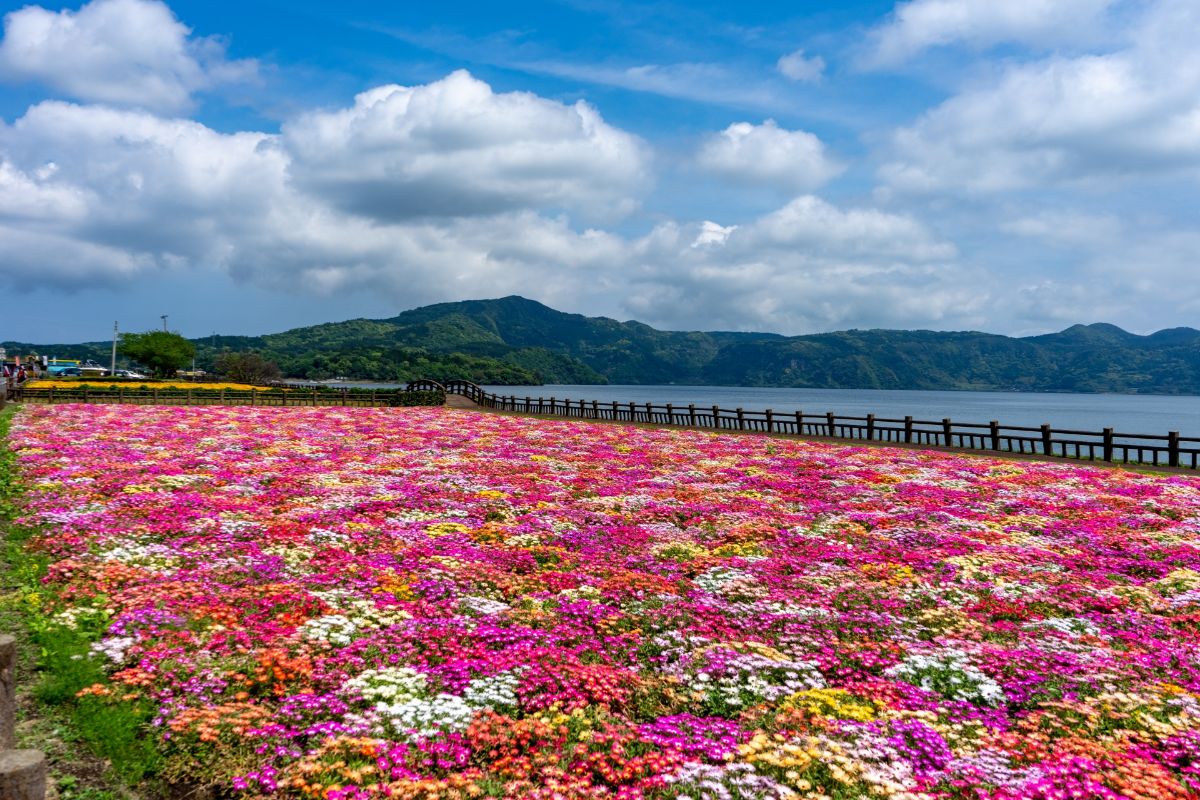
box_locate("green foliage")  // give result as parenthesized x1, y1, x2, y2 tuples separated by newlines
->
(214, 350, 282, 384)
(117, 330, 196, 378)
(31, 624, 106, 705)
(0, 408, 19, 519)
(271, 347, 542, 384)
(29, 622, 161, 783)
(53, 776, 127, 800)
(71, 696, 162, 784)
(1, 407, 162, 790)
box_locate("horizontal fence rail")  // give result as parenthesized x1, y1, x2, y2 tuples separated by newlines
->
(15, 386, 444, 408)
(408, 379, 1200, 471)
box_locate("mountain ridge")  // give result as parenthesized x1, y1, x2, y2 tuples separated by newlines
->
(6, 296, 1200, 394)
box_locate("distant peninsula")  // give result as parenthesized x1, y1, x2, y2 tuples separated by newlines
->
(7, 296, 1200, 394)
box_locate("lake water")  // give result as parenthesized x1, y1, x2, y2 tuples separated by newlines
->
(313, 381, 1200, 437)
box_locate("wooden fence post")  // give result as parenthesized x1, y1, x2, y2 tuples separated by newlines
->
(1169, 431, 1181, 468)
(713, 405, 721, 429)
(765, 409, 774, 433)
(1040, 424, 1053, 456)
(795, 410, 803, 435)
(0, 751, 45, 800)
(942, 418, 953, 447)
(688, 404, 696, 427)
(48, 387, 53, 404)
(645, 402, 653, 423)
(1, 634, 15, 749)
(736, 408, 745, 431)
(666, 403, 674, 425)
(153, 387, 159, 405)
(904, 416, 914, 444)
(1, 635, 48, 800)
(827, 412, 837, 438)
(866, 414, 876, 441)
(118, 387, 124, 405)
(187, 387, 193, 405)
(989, 420, 1001, 451)
(1102, 428, 1114, 463)
(550, 397, 556, 415)
(82, 386, 89, 404)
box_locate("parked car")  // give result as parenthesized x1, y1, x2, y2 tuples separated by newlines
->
(58, 367, 83, 376)
(115, 369, 148, 379)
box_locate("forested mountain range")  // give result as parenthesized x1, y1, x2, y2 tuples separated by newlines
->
(8, 296, 1200, 393)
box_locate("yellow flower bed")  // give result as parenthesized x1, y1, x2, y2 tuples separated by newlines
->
(31, 380, 268, 391)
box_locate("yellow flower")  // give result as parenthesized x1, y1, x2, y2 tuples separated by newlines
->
(425, 522, 470, 537)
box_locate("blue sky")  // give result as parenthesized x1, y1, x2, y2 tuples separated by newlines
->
(0, 0, 1197, 342)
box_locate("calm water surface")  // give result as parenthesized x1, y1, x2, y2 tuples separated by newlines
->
(325, 382, 1200, 437)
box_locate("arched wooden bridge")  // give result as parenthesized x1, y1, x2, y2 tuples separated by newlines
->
(405, 379, 492, 408)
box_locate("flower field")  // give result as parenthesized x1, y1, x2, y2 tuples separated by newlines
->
(9, 403, 1200, 799)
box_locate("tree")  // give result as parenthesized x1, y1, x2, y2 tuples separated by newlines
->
(214, 351, 283, 384)
(118, 331, 196, 378)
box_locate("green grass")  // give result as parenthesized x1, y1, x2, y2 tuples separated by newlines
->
(0, 404, 161, 795)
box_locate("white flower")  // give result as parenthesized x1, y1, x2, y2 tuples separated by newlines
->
(89, 635, 136, 665)
(462, 670, 522, 710)
(885, 649, 1005, 705)
(342, 666, 429, 703)
(460, 595, 510, 616)
(1024, 617, 1101, 638)
(298, 614, 359, 646)
(375, 694, 476, 739)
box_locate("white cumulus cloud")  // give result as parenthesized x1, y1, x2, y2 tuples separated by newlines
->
(879, 0, 1200, 193)
(0, 86, 985, 334)
(282, 70, 650, 222)
(0, 100, 624, 304)
(697, 120, 843, 193)
(0, 100, 287, 283)
(623, 195, 974, 333)
(866, 0, 1118, 66)
(0, 0, 255, 112)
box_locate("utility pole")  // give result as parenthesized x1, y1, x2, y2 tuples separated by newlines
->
(111, 322, 118, 377)
(161, 314, 168, 332)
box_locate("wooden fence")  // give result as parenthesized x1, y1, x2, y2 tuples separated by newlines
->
(407, 379, 1200, 470)
(14, 386, 444, 408)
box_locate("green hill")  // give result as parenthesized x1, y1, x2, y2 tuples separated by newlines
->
(7, 296, 1200, 393)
